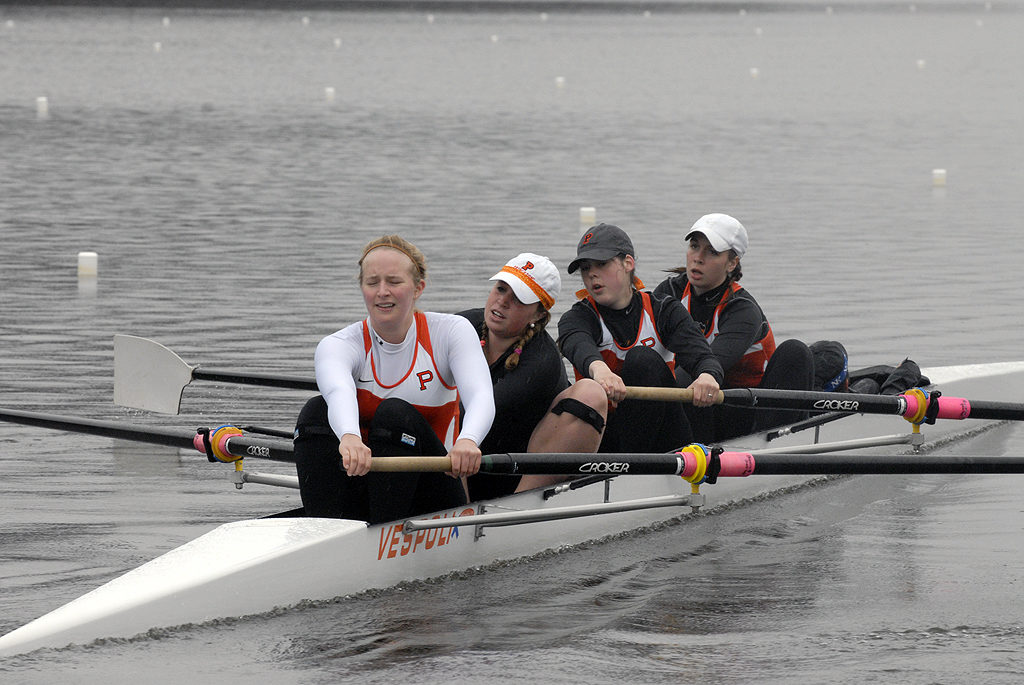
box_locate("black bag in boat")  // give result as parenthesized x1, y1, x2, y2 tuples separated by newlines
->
(847, 358, 930, 395)
(810, 339, 929, 395)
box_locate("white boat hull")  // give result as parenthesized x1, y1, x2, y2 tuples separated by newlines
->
(3, 361, 1023, 656)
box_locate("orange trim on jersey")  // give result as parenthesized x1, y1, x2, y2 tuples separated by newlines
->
(679, 281, 775, 388)
(574, 291, 675, 380)
(363, 319, 419, 389)
(362, 312, 456, 391)
(584, 292, 663, 353)
(414, 311, 456, 390)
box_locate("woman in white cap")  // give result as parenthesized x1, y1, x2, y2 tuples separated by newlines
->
(461, 253, 611, 498)
(293, 235, 495, 523)
(654, 213, 813, 440)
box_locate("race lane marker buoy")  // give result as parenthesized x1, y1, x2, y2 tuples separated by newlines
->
(78, 252, 98, 278)
(36, 96, 49, 120)
(325, 87, 336, 103)
(580, 207, 596, 231)
(932, 168, 947, 187)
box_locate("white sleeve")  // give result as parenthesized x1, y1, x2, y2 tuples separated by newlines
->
(443, 315, 495, 446)
(313, 323, 365, 441)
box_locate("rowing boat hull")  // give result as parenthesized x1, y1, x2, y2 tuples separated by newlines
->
(3, 361, 1023, 656)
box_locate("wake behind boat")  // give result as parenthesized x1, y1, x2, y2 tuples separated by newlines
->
(3, 359, 1024, 657)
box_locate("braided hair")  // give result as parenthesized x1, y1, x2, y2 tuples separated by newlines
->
(480, 309, 551, 371)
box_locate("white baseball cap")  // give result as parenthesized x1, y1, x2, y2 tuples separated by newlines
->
(685, 213, 748, 258)
(490, 253, 561, 310)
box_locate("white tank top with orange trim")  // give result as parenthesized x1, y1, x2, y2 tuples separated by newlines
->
(315, 311, 494, 450)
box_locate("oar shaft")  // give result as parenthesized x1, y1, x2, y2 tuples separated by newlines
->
(1, 408, 198, 450)
(627, 385, 1024, 423)
(0, 408, 296, 463)
(192, 368, 317, 391)
(220, 435, 295, 463)
(624, 386, 907, 414)
(957, 399, 1024, 422)
(746, 454, 1024, 475)
(373, 452, 1024, 477)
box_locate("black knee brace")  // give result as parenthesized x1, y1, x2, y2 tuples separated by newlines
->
(551, 397, 605, 434)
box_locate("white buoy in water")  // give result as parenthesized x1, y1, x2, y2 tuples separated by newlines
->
(153, 41, 162, 53)
(916, 58, 926, 69)
(932, 169, 947, 187)
(555, 76, 565, 88)
(333, 37, 342, 48)
(78, 252, 98, 278)
(755, 27, 763, 36)
(490, 34, 499, 43)
(643, 10, 651, 18)
(325, 87, 336, 103)
(36, 96, 49, 119)
(427, 14, 435, 24)
(540, 12, 548, 21)
(749, 67, 760, 78)
(162, 16, 170, 27)
(6, 19, 15, 29)
(580, 207, 596, 230)
(302, 16, 310, 26)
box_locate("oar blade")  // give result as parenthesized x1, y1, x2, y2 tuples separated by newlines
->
(113, 335, 194, 414)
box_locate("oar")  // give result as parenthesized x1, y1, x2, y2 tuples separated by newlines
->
(370, 452, 1024, 477)
(115, 334, 1023, 425)
(5, 408, 1024, 479)
(0, 408, 296, 463)
(626, 386, 1024, 424)
(114, 334, 317, 414)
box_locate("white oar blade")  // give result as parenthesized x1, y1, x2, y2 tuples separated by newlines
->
(113, 335, 194, 414)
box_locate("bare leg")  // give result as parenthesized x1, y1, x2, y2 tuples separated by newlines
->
(515, 379, 607, 492)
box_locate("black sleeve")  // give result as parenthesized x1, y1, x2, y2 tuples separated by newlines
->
(650, 293, 725, 383)
(652, 274, 684, 301)
(557, 301, 604, 378)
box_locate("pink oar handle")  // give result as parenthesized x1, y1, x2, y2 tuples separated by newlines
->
(901, 394, 971, 421)
(678, 449, 757, 479)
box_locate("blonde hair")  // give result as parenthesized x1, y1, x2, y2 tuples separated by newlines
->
(358, 235, 427, 284)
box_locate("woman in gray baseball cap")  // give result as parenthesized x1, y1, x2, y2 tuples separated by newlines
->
(654, 213, 813, 440)
(558, 223, 725, 454)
